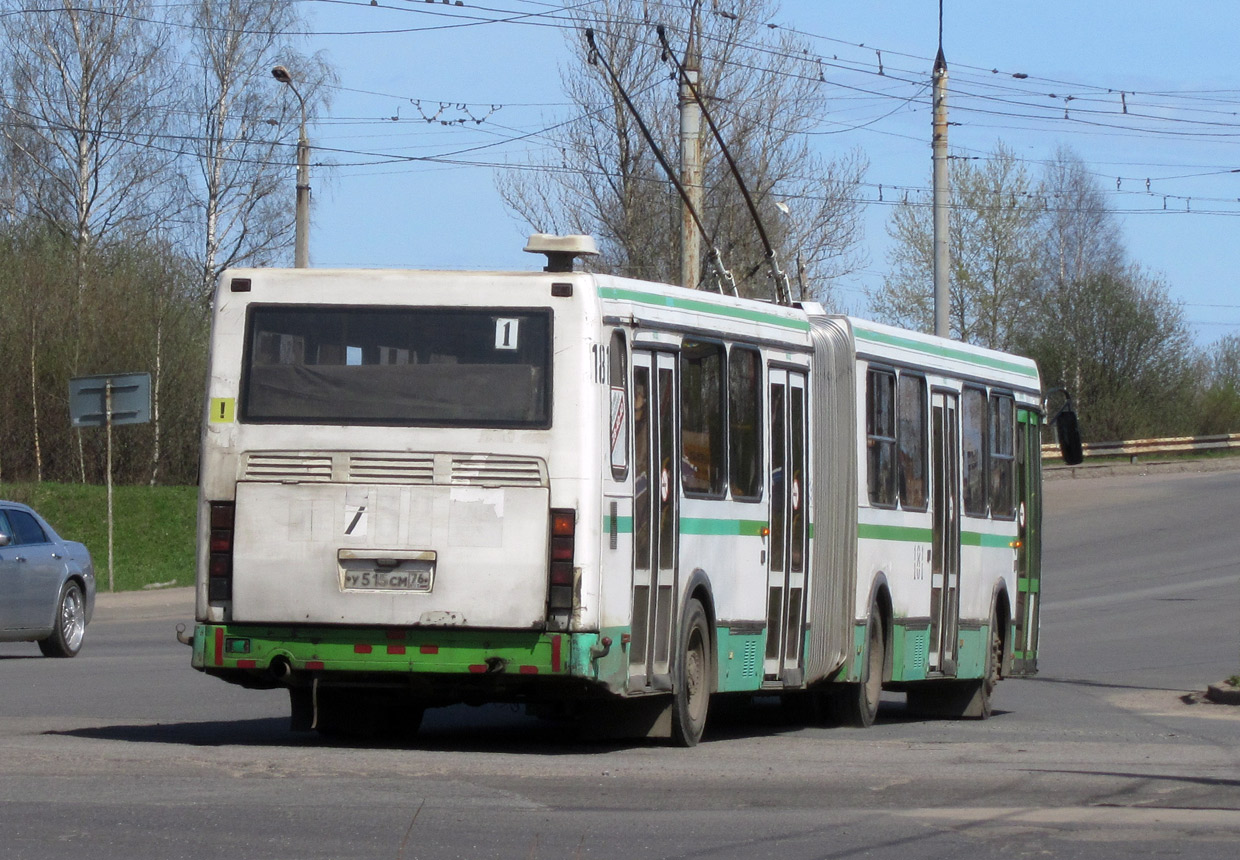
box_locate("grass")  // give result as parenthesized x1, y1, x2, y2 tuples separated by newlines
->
(0, 482, 196, 592)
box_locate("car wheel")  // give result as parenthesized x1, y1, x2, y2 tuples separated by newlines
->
(39, 580, 87, 658)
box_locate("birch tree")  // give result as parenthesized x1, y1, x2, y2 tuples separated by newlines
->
(179, 0, 335, 303)
(0, 0, 179, 289)
(870, 143, 1041, 349)
(498, 0, 865, 304)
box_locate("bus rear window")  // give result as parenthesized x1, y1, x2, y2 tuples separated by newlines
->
(241, 306, 552, 427)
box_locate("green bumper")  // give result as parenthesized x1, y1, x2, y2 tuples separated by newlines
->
(192, 623, 594, 679)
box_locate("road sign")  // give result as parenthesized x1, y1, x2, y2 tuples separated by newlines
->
(69, 373, 151, 428)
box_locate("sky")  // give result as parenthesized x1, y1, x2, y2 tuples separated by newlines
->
(291, 1, 1240, 345)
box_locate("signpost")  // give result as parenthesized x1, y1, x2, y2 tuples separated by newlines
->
(68, 373, 151, 592)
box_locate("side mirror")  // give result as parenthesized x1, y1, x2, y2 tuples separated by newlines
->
(1055, 404, 1084, 466)
(0, 532, 10, 547)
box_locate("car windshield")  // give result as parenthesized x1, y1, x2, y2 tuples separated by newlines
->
(240, 306, 552, 428)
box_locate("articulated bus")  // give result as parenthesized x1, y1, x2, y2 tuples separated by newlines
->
(191, 235, 1075, 745)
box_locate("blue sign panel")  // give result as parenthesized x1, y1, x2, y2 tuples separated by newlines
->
(69, 372, 152, 428)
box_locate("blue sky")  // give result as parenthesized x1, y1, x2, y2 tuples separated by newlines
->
(295, 1, 1240, 345)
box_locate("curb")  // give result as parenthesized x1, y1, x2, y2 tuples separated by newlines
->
(1046, 457, 1240, 480)
(93, 585, 195, 622)
(1205, 682, 1240, 706)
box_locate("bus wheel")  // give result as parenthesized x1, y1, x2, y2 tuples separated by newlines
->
(291, 688, 423, 739)
(838, 605, 884, 728)
(906, 612, 1000, 720)
(970, 611, 1003, 720)
(670, 598, 711, 747)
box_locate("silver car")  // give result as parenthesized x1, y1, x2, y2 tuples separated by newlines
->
(0, 501, 96, 657)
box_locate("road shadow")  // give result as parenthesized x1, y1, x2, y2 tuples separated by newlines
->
(48, 695, 855, 753)
(1021, 674, 1197, 693)
(49, 690, 1007, 753)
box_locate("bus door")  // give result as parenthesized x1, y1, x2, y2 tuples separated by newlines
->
(764, 369, 809, 684)
(1010, 408, 1043, 675)
(929, 390, 961, 675)
(629, 351, 679, 692)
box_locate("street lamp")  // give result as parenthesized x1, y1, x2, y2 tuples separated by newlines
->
(272, 65, 309, 268)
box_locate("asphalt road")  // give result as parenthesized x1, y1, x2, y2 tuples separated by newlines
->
(1, 464, 1237, 859)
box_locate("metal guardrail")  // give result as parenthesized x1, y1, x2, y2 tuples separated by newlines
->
(1041, 432, 1240, 460)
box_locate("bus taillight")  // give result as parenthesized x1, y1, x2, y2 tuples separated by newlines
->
(548, 508, 576, 618)
(208, 501, 235, 602)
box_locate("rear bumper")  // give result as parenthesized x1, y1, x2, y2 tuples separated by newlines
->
(191, 623, 603, 694)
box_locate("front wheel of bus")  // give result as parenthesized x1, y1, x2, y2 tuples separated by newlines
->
(670, 598, 712, 747)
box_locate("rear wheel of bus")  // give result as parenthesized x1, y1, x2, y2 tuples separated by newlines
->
(290, 687, 425, 740)
(835, 602, 885, 728)
(670, 598, 712, 747)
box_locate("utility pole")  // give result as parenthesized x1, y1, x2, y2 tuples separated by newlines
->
(273, 65, 310, 268)
(680, 2, 704, 290)
(932, 12, 950, 338)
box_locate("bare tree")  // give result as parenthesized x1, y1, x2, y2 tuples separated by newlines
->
(1193, 333, 1240, 434)
(178, 0, 335, 303)
(0, 0, 179, 289)
(0, 0, 180, 480)
(870, 142, 1041, 349)
(1021, 267, 1195, 440)
(498, 0, 866, 304)
(1037, 145, 1125, 294)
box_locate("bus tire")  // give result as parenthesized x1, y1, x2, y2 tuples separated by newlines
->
(670, 598, 711, 747)
(966, 610, 1003, 720)
(837, 604, 884, 728)
(292, 687, 424, 739)
(907, 611, 1001, 720)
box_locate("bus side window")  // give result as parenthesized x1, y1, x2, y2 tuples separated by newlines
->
(989, 393, 1015, 518)
(609, 330, 629, 480)
(680, 340, 726, 497)
(866, 368, 897, 507)
(898, 374, 928, 511)
(962, 386, 989, 517)
(729, 346, 762, 501)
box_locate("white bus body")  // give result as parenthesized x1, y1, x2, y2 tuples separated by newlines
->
(192, 255, 1052, 743)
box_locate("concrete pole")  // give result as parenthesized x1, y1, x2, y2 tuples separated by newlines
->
(680, 11, 703, 290)
(932, 47, 950, 338)
(294, 124, 310, 269)
(273, 66, 310, 268)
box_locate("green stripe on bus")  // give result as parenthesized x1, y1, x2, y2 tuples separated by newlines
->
(680, 517, 769, 536)
(603, 515, 634, 534)
(859, 523, 1014, 548)
(857, 523, 934, 543)
(852, 326, 1039, 378)
(961, 532, 1017, 548)
(597, 286, 811, 332)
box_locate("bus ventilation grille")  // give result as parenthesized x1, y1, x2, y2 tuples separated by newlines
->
(742, 640, 758, 679)
(240, 452, 546, 487)
(349, 454, 435, 484)
(243, 454, 333, 482)
(450, 457, 546, 487)
(912, 633, 928, 672)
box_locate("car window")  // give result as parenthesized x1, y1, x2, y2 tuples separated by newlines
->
(0, 510, 11, 544)
(6, 510, 49, 545)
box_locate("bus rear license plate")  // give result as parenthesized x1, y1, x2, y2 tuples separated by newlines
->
(338, 550, 436, 593)
(341, 567, 434, 592)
